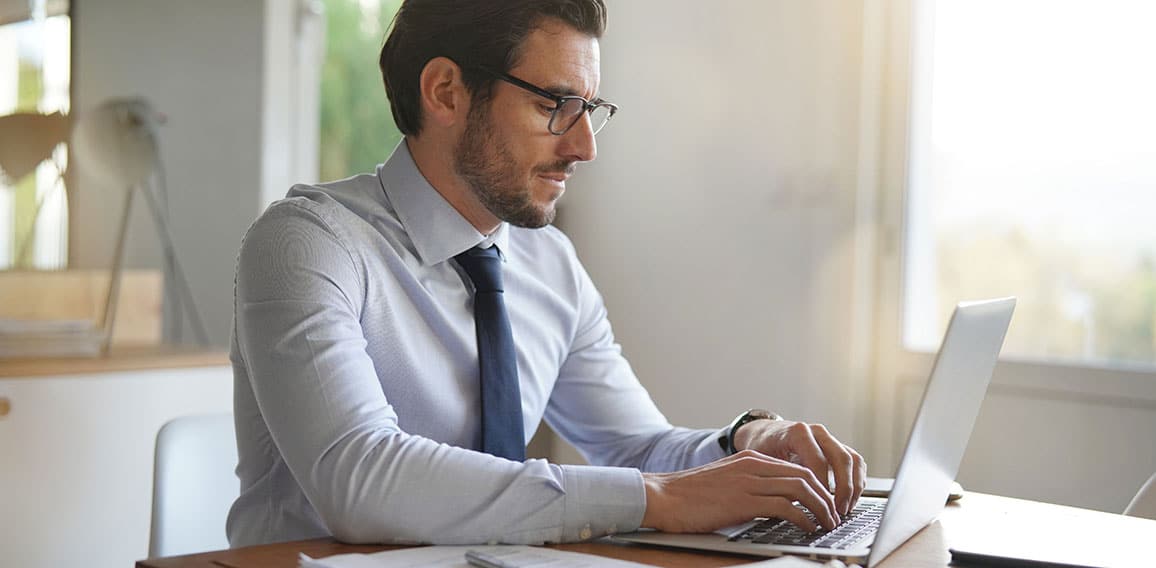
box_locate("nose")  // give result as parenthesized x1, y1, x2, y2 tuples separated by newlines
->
(558, 112, 597, 163)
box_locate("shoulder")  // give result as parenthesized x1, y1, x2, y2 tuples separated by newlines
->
(280, 172, 387, 228)
(237, 193, 356, 277)
(235, 179, 380, 298)
(244, 173, 389, 247)
(240, 192, 345, 262)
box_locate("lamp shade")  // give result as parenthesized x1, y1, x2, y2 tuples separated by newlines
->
(0, 110, 69, 183)
(72, 98, 165, 191)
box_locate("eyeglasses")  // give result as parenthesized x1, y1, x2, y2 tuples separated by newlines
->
(473, 66, 618, 136)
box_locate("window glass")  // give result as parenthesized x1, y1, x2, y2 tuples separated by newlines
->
(319, 0, 403, 181)
(0, 10, 69, 269)
(904, 0, 1156, 366)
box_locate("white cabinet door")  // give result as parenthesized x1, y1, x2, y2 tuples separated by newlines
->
(0, 366, 232, 568)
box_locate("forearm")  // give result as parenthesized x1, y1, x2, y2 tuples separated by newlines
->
(299, 428, 645, 544)
(633, 425, 729, 472)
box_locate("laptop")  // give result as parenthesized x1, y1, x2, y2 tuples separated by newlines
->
(615, 297, 1016, 566)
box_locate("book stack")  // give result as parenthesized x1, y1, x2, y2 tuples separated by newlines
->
(0, 269, 162, 358)
(0, 318, 105, 358)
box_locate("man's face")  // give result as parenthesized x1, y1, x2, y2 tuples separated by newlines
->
(453, 19, 601, 229)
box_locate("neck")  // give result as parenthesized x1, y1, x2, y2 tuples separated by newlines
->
(405, 136, 502, 235)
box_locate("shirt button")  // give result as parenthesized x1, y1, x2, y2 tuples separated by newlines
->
(579, 524, 592, 540)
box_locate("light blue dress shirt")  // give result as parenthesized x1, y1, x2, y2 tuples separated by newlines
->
(227, 141, 728, 547)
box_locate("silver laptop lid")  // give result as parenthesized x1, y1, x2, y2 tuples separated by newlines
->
(867, 297, 1015, 565)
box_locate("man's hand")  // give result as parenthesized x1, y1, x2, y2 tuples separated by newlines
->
(640, 450, 840, 534)
(734, 420, 866, 517)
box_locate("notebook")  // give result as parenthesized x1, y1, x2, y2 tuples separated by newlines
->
(614, 297, 1016, 566)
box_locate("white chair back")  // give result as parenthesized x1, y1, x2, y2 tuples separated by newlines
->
(1124, 471, 1156, 520)
(149, 413, 238, 557)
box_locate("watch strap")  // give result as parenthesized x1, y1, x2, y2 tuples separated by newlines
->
(717, 409, 781, 455)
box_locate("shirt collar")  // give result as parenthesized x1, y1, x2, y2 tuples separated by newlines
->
(378, 139, 510, 266)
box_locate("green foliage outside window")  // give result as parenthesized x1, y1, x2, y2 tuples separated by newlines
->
(319, 0, 403, 182)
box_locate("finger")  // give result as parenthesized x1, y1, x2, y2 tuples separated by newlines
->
(735, 451, 838, 519)
(850, 448, 867, 507)
(751, 476, 838, 530)
(811, 424, 855, 515)
(783, 461, 839, 523)
(736, 457, 838, 530)
(783, 423, 833, 501)
(756, 496, 819, 533)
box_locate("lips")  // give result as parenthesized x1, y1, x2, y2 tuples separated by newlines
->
(536, 162, 576, 183)
(539, 172, 569, 183)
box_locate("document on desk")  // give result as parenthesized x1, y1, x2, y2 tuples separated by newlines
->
(299, 545, 653, 568)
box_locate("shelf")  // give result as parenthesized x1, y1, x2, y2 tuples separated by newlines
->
(0, 345, 229, 378)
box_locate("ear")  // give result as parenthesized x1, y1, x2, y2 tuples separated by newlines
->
(419, 57, 469, 130)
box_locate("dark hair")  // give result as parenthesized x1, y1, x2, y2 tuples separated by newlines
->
(379, 0, 607, 136)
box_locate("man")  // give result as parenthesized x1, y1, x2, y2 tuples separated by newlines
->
(228, 0, 865, 547)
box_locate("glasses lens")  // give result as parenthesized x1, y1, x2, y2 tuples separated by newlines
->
(588, 104, 614, 135)
(549, 99, 616, 135)
(549, 98, 587, 135)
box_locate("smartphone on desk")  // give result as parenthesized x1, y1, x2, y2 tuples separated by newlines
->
(864, 476, 965, 502)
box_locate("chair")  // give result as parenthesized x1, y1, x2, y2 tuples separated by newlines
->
(149, 413, 238, 557)
(1124, 471, 1156, 521)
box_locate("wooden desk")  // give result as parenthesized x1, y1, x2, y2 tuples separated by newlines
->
(137, 492, 1156, 568)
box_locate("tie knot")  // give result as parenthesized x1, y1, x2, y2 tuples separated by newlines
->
(454, 245, 503, 293)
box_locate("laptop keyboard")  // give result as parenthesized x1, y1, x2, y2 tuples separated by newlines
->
(732, 499, 886, 549)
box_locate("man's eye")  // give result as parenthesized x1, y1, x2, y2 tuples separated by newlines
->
(539, 104, 556, 114)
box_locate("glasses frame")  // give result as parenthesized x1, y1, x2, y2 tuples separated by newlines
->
(472, 66, 618, 136)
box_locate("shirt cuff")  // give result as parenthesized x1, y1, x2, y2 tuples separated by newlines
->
(708, 425, 731, 458)
(559, 464, 646, 541)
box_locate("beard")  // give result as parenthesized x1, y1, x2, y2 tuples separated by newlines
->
(452, 99, 571, 229)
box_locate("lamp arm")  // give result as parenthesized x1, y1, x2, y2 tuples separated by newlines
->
(100, 187, 135, 355)
(149, 166, 181, 342)
(137, 179, 210, 346)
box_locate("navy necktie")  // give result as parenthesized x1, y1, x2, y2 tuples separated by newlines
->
(454, 245, 525, 461)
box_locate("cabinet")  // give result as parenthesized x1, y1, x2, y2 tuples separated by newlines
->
(0, 351, 231, 568)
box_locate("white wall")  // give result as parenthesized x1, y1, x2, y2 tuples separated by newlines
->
(71, 0, 310, 347)
(559, 0, 871, 450)
(68, 0, 875, 455)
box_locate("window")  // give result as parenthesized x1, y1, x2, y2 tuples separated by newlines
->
(0, 2, 69, 269)
(319, 0, 403, 181)
(903, 0, 1156, 367)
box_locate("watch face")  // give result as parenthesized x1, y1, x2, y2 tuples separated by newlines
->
(746, 409, 779, 422)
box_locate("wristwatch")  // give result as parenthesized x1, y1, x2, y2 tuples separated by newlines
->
(718, 409, 781, 455)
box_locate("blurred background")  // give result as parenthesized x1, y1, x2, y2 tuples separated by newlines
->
(1, 0, 1154, 566)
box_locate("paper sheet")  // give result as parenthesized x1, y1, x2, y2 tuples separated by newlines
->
(299, 545, 653, 568)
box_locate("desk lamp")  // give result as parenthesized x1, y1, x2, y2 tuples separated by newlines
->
(72, 98, 208, 352)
